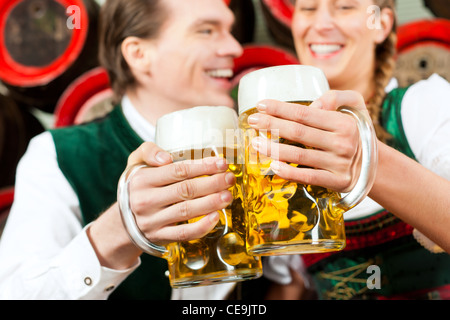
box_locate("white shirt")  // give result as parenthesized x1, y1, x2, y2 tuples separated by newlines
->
(0, 96, 234, 299)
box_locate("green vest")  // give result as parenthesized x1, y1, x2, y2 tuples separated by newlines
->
(50, 106, 171, 300)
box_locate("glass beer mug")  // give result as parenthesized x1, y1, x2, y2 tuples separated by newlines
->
(238, 65, 377, 256)
(118, 106, 262, 288)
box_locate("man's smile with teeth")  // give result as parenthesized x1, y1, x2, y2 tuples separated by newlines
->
(206, 68, 233, 78)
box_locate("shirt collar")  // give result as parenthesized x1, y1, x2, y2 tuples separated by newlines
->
(121, 95, 156, 142)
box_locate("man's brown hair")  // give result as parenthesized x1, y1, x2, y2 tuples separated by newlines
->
(98, 0, 168, 104)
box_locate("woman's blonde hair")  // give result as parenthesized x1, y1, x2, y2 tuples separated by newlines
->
(368, 0, 397, 142)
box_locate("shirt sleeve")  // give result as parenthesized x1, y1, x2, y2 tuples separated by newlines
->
(0, 132, 139, 300)
(401, 74, 450, 180)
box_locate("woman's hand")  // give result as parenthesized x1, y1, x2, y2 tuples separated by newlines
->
(247, 90, 367, 193)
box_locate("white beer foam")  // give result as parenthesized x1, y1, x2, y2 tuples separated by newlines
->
(237, 65, 330, 115)
(155, 106, 238, 153)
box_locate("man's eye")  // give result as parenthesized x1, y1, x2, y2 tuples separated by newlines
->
(198, 28, 213, 35)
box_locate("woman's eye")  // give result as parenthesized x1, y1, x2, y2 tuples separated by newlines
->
(300, 7, 316, 11)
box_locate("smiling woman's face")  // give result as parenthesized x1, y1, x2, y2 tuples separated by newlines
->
(292, 0, 387, 91)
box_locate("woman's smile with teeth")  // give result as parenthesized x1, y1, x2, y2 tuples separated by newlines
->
(310, 44, 343, 55)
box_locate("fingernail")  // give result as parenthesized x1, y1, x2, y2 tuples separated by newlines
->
(215, 158, 228, 170)
(155, 151, 172, 164)
(257, 103, 267, 111)
(247, 113, 260, 125)
(208, 211, 219, 223)
(220, 190, 232, 203)
(225, 172, 235, 186)
(310, 100, 323, 109)
(270, 160, 282, 174)
(251, 137, 263, 150)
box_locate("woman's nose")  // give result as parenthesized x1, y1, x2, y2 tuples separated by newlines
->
(313, 6, 335, 32)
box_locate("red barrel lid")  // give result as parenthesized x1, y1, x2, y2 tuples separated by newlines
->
(261, 0, 295, 28)
(0, 0, 89, 87)
(397, 19, 450, 52)
(54, 67, 112, 127)
(0, 187, 14, 212)
(233, 44, 299, 78)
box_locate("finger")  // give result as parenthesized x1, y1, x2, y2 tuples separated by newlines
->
(310, 90, 366, 112)
(252, 137, 345, 171)
(131, 171, 236, 211)
(149, 190, 232, 229)
(127, 141, 172, 167)
(148, 211, 221, 245)
(248, 112, 345, 151)
(133, 157, 229, 188)
(254, 99, 349, 132)
(270, 161, 353, 193)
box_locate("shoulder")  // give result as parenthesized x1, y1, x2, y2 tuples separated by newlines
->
(404, 74, 450, 102)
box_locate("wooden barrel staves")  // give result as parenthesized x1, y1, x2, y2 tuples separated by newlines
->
(0, 0, 100, 113)
(394, 19, 450, 87)
(260, 0, 295, 50)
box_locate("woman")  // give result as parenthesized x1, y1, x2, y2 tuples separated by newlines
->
(253, 0, 450, 299)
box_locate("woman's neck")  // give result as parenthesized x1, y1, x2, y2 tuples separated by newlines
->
(330, 76, 375, 103)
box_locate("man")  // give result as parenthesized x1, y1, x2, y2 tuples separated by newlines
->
(0, 0, 361, 299)
(0, 0, 245, 300)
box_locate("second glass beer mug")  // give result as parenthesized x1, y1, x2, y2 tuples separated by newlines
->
(238, 65, 377, 256)
(118, 106, 262, 288)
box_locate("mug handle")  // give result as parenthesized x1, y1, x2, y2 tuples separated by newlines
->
(334, 106, 378, 210)
(117, 163, 168, 258)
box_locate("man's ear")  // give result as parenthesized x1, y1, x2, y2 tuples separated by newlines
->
(374, 7, 395, 44)
(121, 37, 154, 74)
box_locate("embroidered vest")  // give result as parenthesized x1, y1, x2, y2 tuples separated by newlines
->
(302, 87, 450, 300)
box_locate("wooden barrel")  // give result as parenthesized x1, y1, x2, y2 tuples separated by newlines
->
(260, 0, 295, 50)
(0, 93, 44, 188)
(0, 0, 100, 113)
(424, 0, 450, 20)
(54, 67, 113, 127)
(394, 19, 450, 87)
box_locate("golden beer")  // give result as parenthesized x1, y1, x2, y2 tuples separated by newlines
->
(155, 106, 262, 288)
(165, 147, 262, 287)
(239, 105, 346, 256)
(237, 65, 377, 256)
